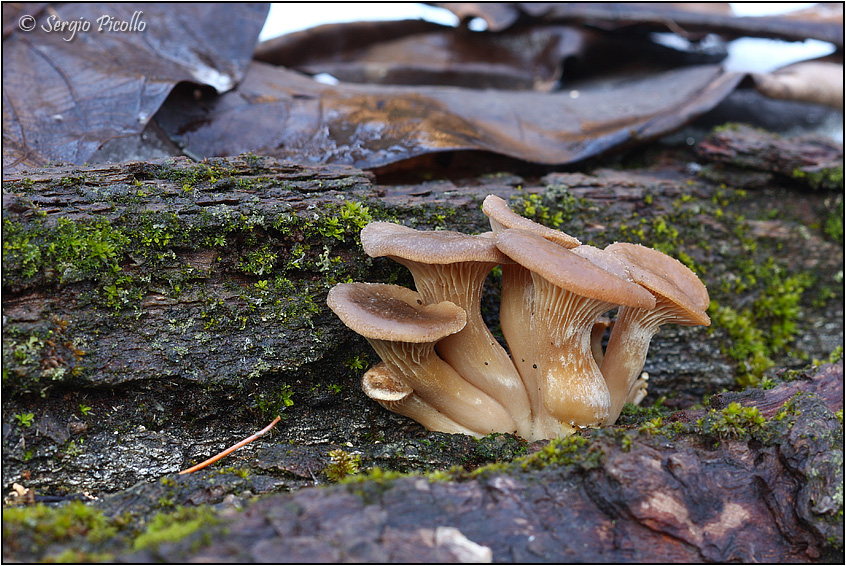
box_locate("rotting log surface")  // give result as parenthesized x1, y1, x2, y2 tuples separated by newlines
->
(2, 156, 378, 389)
(2, 135, 843, 562)
(123, 362, 843, 563)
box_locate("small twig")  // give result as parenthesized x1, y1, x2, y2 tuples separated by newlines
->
(178, 416, 282, 475)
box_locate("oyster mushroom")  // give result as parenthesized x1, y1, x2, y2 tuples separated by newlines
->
(362, 363, 480, 436)
(327, 282, 516, 434)
(360, 222, 531, 438)
(495, 229, 655, 438)
(600, 242, 710, 425)
(482, 195, 583, 438)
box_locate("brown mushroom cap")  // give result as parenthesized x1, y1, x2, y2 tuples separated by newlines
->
(496, 230, 655, 310)
(326, 282, 466, 343)
(571, 245, 632, 282)
(482, 195, 581, 248)
(359, 222, 534, 439)
(361, 222, 509, 265)
(361, 362, 414, 403)
(605, 242, 710, 326)
(361, 363, 481, 437)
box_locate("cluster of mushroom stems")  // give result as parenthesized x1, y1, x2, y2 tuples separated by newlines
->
(328, 195, 710, 441)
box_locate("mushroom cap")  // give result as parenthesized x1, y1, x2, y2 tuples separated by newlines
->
(482, 195, 581, 248)
(361, 363, 413, 402)
(605, 242, 710, 326)
(571, 244, 632, 282)
(361, 222, 508, 265)
(327, 282, 467, 343)
(495, 229, 655, 310)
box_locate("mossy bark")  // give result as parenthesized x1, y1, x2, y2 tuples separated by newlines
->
(2, 135, 843, 562)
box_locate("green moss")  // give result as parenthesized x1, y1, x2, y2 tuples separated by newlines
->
(638, 417, 665, 435)
(250, 384, 294, 419)
(791, 165, 844, 191)
(344, 354, 368, 373)
(616, 397, 671, 427)
(324, 449, 362, 482)
(822, 196, 843, 241)
(13, 411, 34, 427)
(510, 187, 586, 231)
(48, 548, 116, 563)
(2, 502, 119, 559)
(132, 506, 219, 551)
(697, 402, 766, 439)
(352, 466, 407, 483)
(515, 434, 604, 471)
(3, 217, 129, 284)
(236, 244, 278, 276)
(709, 264, 813, 387)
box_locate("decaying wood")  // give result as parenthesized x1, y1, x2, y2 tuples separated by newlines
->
(2, 146, 842, 563)
(122, 362, 843, 563)
(3, 156, 379, 389)
(697, 123, 843, 190)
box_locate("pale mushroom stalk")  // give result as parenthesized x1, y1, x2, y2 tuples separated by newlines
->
(625, 373, 649, 406)
(602, 298, 706, 424)
(499, 263, 586, 439)
(601, 304, 670, 422)
(496, 230, 655, 438)
(327, 282, 516, 435)
(600, 242, 710, 426)
(363, 363, 481, 437)
(361, 223, 532, 439)
(531, 274, 624, 431)
(590, 317, 613, 366)
(497, 263, 543, 431)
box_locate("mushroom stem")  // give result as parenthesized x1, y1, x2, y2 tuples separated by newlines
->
(532, 275, 614, 430)
(602, 300, 689, 425)
(499, 263, 576, 439)
(398, 260, 533, 439)
(368, 337, 517, 435)
(363, 363, 482, 437)
(626, 373, 649, 406)
(590, 317, 613, 365)
(498, 264, 540, 418)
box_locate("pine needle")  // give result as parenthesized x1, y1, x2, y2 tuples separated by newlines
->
(178, 416, 281, 474)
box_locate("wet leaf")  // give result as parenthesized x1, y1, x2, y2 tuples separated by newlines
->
(258, 21, 596, 91)
(155, 61, 743, 168)
(2, 3, 269, 173)
(752, 55, 844, 109)
(434, 2, 844, 46)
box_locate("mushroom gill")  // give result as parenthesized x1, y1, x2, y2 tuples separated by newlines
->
(360, 222, 532, 439)
(600, 242, 710, 425)
(495, 229, 655, 438)
(326, 282, 517, 435)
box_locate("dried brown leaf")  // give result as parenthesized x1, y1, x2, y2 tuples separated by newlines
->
(155, 61, 743, 168)
(2, 3, 269, 173)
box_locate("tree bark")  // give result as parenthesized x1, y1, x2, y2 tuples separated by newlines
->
(2, 141, 842, 563)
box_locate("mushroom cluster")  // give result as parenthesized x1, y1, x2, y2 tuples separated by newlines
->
(327, 195, 709, 441)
